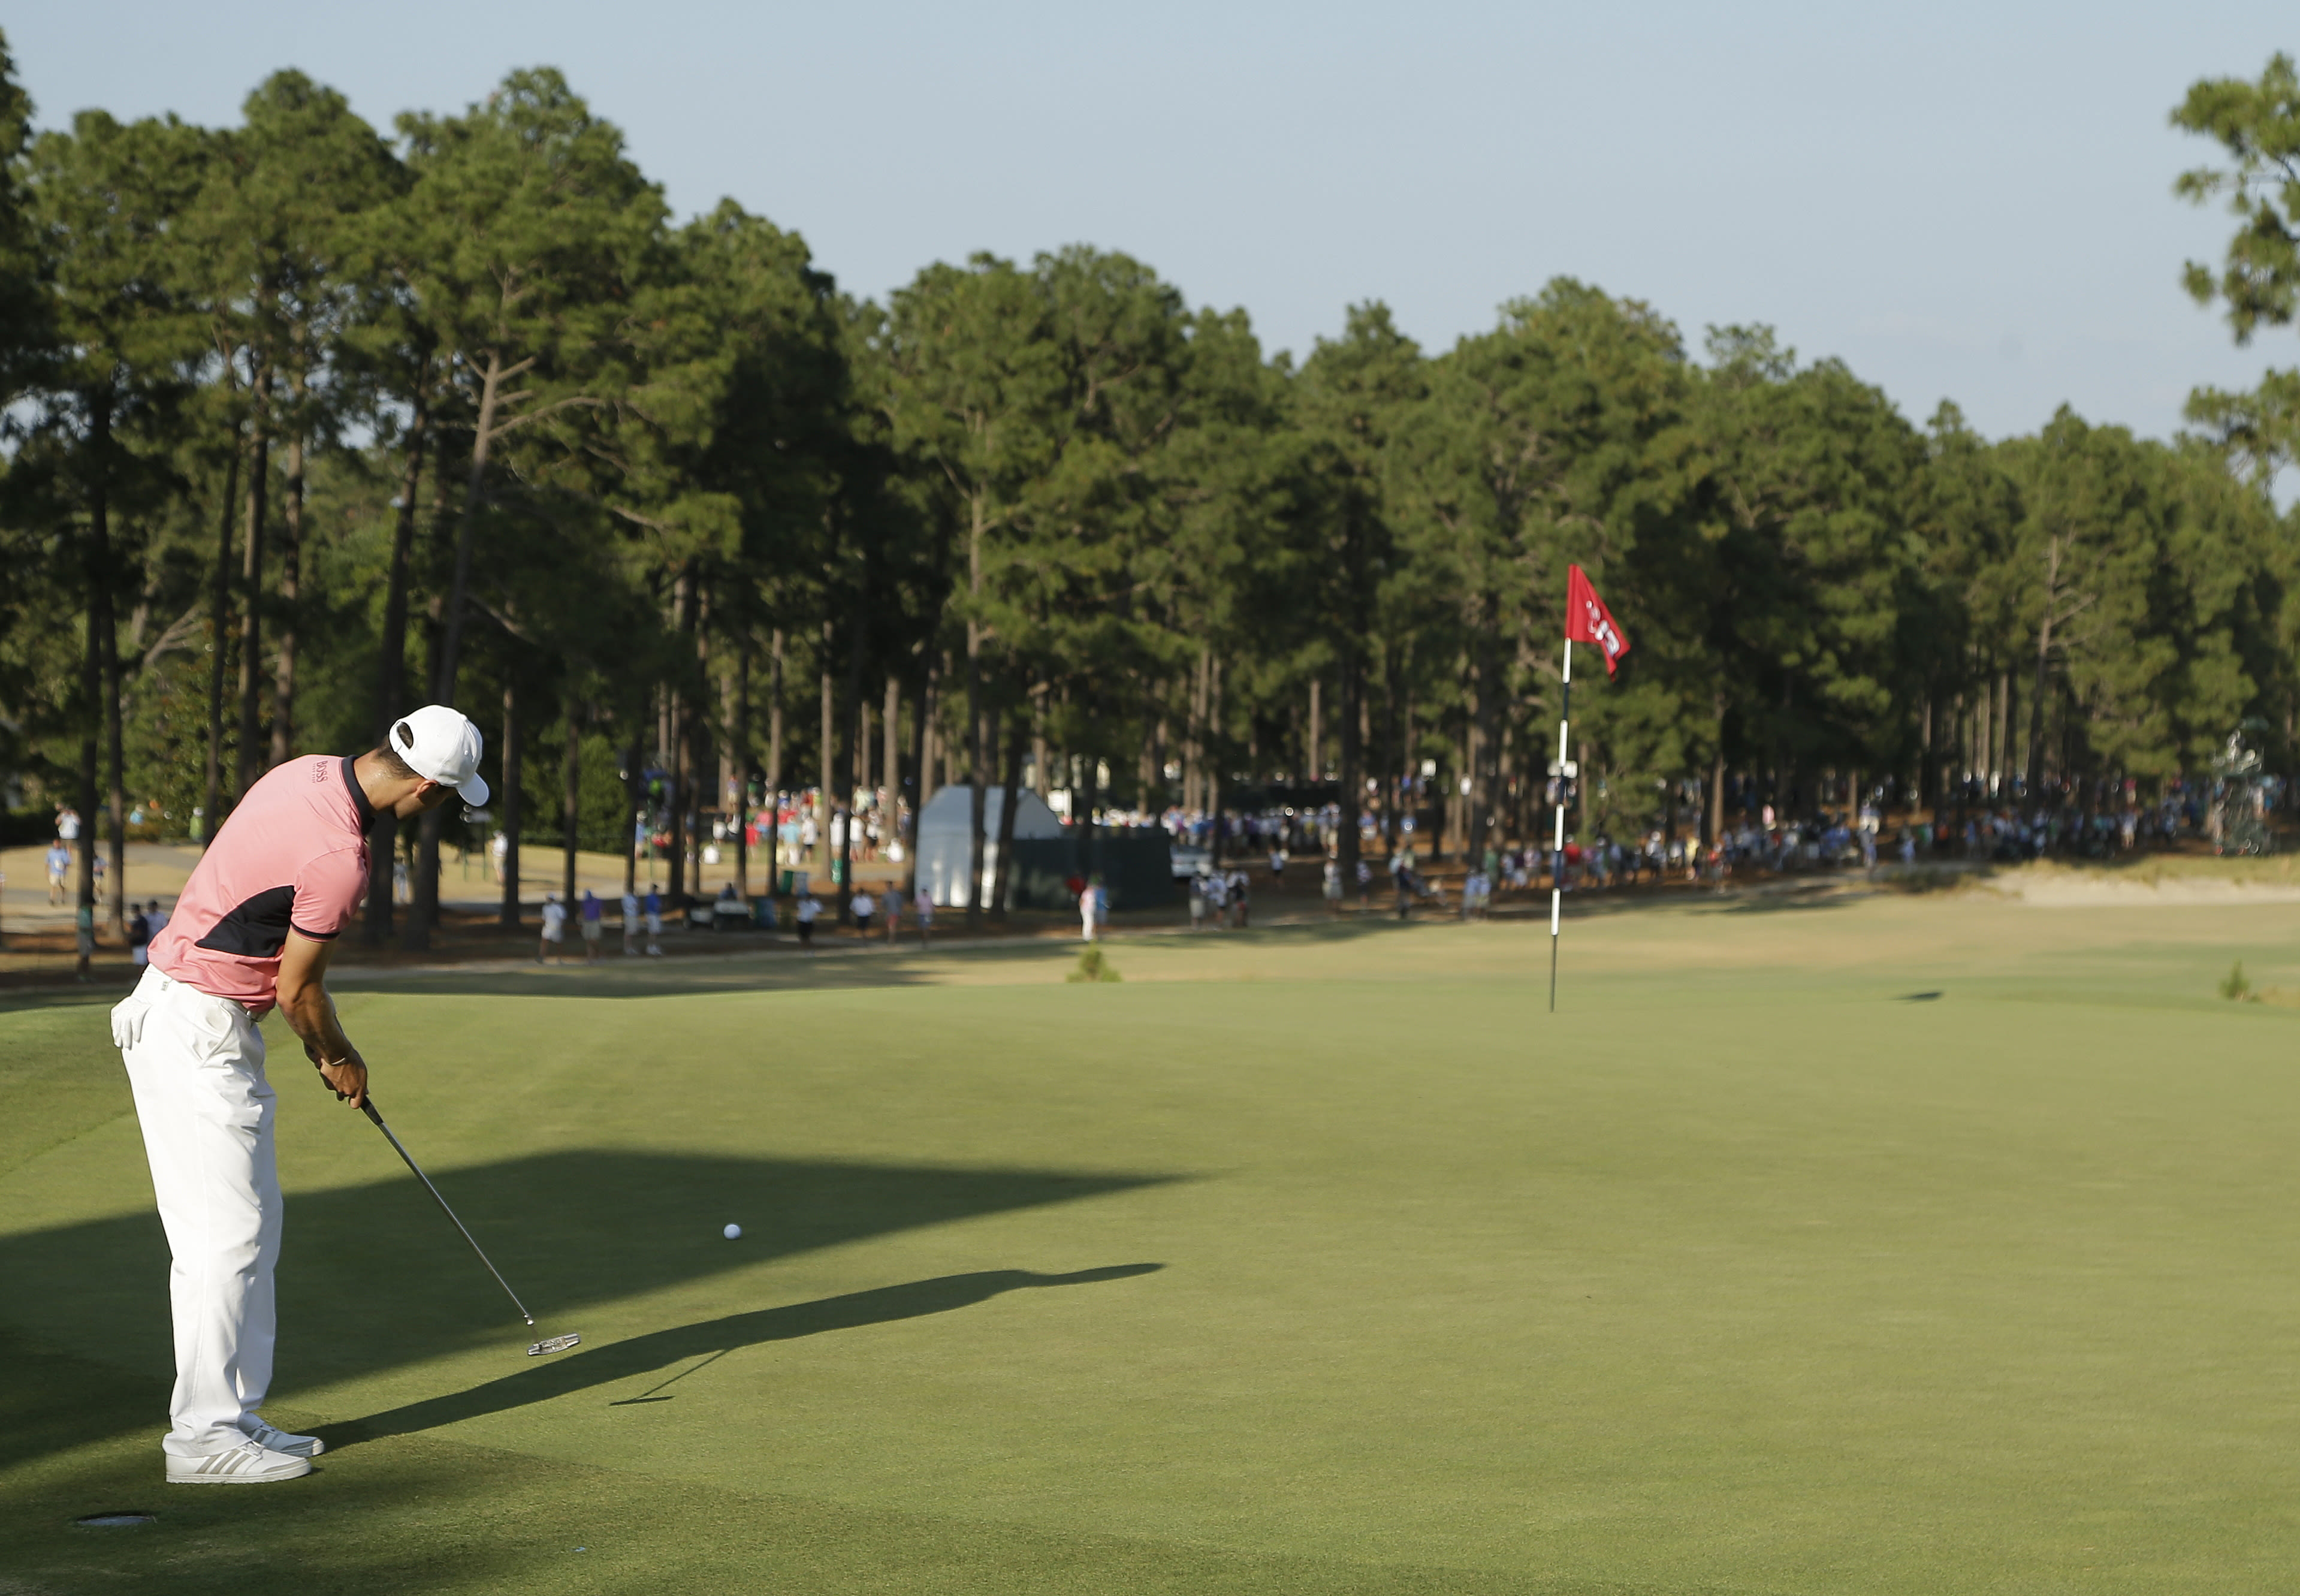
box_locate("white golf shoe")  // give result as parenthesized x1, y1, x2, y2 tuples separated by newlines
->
(167, 1440, 312, 1485)
(242, 1416, 325, 1458)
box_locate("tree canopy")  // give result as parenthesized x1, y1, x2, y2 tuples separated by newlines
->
(4, 31, 2298, 938)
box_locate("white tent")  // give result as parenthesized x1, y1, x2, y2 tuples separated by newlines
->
(916, 786, 1067, 908)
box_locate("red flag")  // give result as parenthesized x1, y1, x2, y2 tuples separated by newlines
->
(1565, 565, 1630, 677)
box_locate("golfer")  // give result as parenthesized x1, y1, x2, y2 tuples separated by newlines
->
(110, 705, 487, 1485)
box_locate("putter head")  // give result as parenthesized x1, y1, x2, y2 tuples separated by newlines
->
(528, 1333, 581, 1357)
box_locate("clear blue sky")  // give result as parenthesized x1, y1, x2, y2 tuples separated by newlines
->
(14, 4, 2297, 443)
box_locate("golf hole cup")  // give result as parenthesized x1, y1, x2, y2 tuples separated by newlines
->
(723, 1223, 742, 1241)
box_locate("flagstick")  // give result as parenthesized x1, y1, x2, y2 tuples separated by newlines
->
(1549, 638, 1571, 1013)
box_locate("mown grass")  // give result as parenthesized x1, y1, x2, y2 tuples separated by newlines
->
(4, 891, 2297, 1593)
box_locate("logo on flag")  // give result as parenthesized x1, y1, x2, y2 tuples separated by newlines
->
(1565, 565, 1630, 677)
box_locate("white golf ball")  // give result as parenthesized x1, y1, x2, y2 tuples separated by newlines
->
(722, 1223, 742, 1241)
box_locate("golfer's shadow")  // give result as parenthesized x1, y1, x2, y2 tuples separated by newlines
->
(323, 1264, 1161, 1448)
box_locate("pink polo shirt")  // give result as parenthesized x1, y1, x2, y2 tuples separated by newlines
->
(151, 755, 374, 1015)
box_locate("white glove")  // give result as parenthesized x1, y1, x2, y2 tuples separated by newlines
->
(110, 995, 146, 1052)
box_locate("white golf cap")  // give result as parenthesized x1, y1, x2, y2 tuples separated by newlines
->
(390, 704, 490, 805)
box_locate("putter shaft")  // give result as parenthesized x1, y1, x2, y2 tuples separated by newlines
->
(360, 1099, 536, 1326)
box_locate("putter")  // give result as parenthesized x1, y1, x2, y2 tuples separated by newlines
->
(331, 1072, 579, 1357)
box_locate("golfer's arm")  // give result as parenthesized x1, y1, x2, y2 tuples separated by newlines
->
(277, 930, 361, 1078)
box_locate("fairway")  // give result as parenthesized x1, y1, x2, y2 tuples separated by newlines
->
(5, 883, 2298, 1593)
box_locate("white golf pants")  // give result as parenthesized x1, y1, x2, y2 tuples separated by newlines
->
(111, 966, 280, 1459)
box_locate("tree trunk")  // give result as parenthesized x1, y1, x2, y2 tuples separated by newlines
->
(364, 376, 427, 945)
(672, 673, 695, 900)
(1467, 604, 1501, 865)
(562, 689, 581, 908)
(2003, 671, 2020, 802)
(89, 393, 125, 934)
(1203, 660, 1222, 867)
(1181, 653, 1199, 814)
(622, 739, 641, 898)
(101, 554, 126, 936)
(666, 566, 698, 901)
(734, 645, 751, 898)
(883, 672, 900, 871)
(917, 655, 939, 817)
(1392, 664, 1411, 858)
(499, 681, 521, 928)
(234, 391, 270, 799)
(408, 350, 506, 951)
(907, 660, 931, 903)
(990, 693, 1027, 921)
(433, 352, 502, 707)
(203, 427, 241, 846)
(1307, 675, 1322, 783)
(268, 412, 304, 767)
(1990, 668, 2009, 798)
(965, 499, 988, 929)
(840, 601, 866, 924)
(719, 667, 738, 826)
(78, 593, 99, 979)
(766, 627, 785, 886)
(2027, 539, 2060, 799)
(819, 623, 835, 881)
(1337, 641, 1362, 888)
(1709, 741, 1725, 852)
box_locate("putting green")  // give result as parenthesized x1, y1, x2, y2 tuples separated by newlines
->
(4, 883, 2298, 1593)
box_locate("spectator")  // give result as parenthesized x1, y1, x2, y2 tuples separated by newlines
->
(129, 902, 153, 968)
(579, 889, 603, 963)
(538, 894, 567, 963)
(46, 839, 69, 905)
(621, 885, 640, 956)
(796, 891, 821, 947)
(643, 883, 663, 957)
(851, 888, 875, 936)
(913, 883, 933, 948)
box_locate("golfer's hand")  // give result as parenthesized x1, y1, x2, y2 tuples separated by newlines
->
(317, 1054, 369, 1108)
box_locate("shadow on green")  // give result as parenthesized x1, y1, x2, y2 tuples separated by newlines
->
(328, 1264, 1162, 1447)
(0, 1150, 1181, 1471)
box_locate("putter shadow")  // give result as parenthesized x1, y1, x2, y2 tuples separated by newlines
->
(322, 1264, 1164, 1447)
